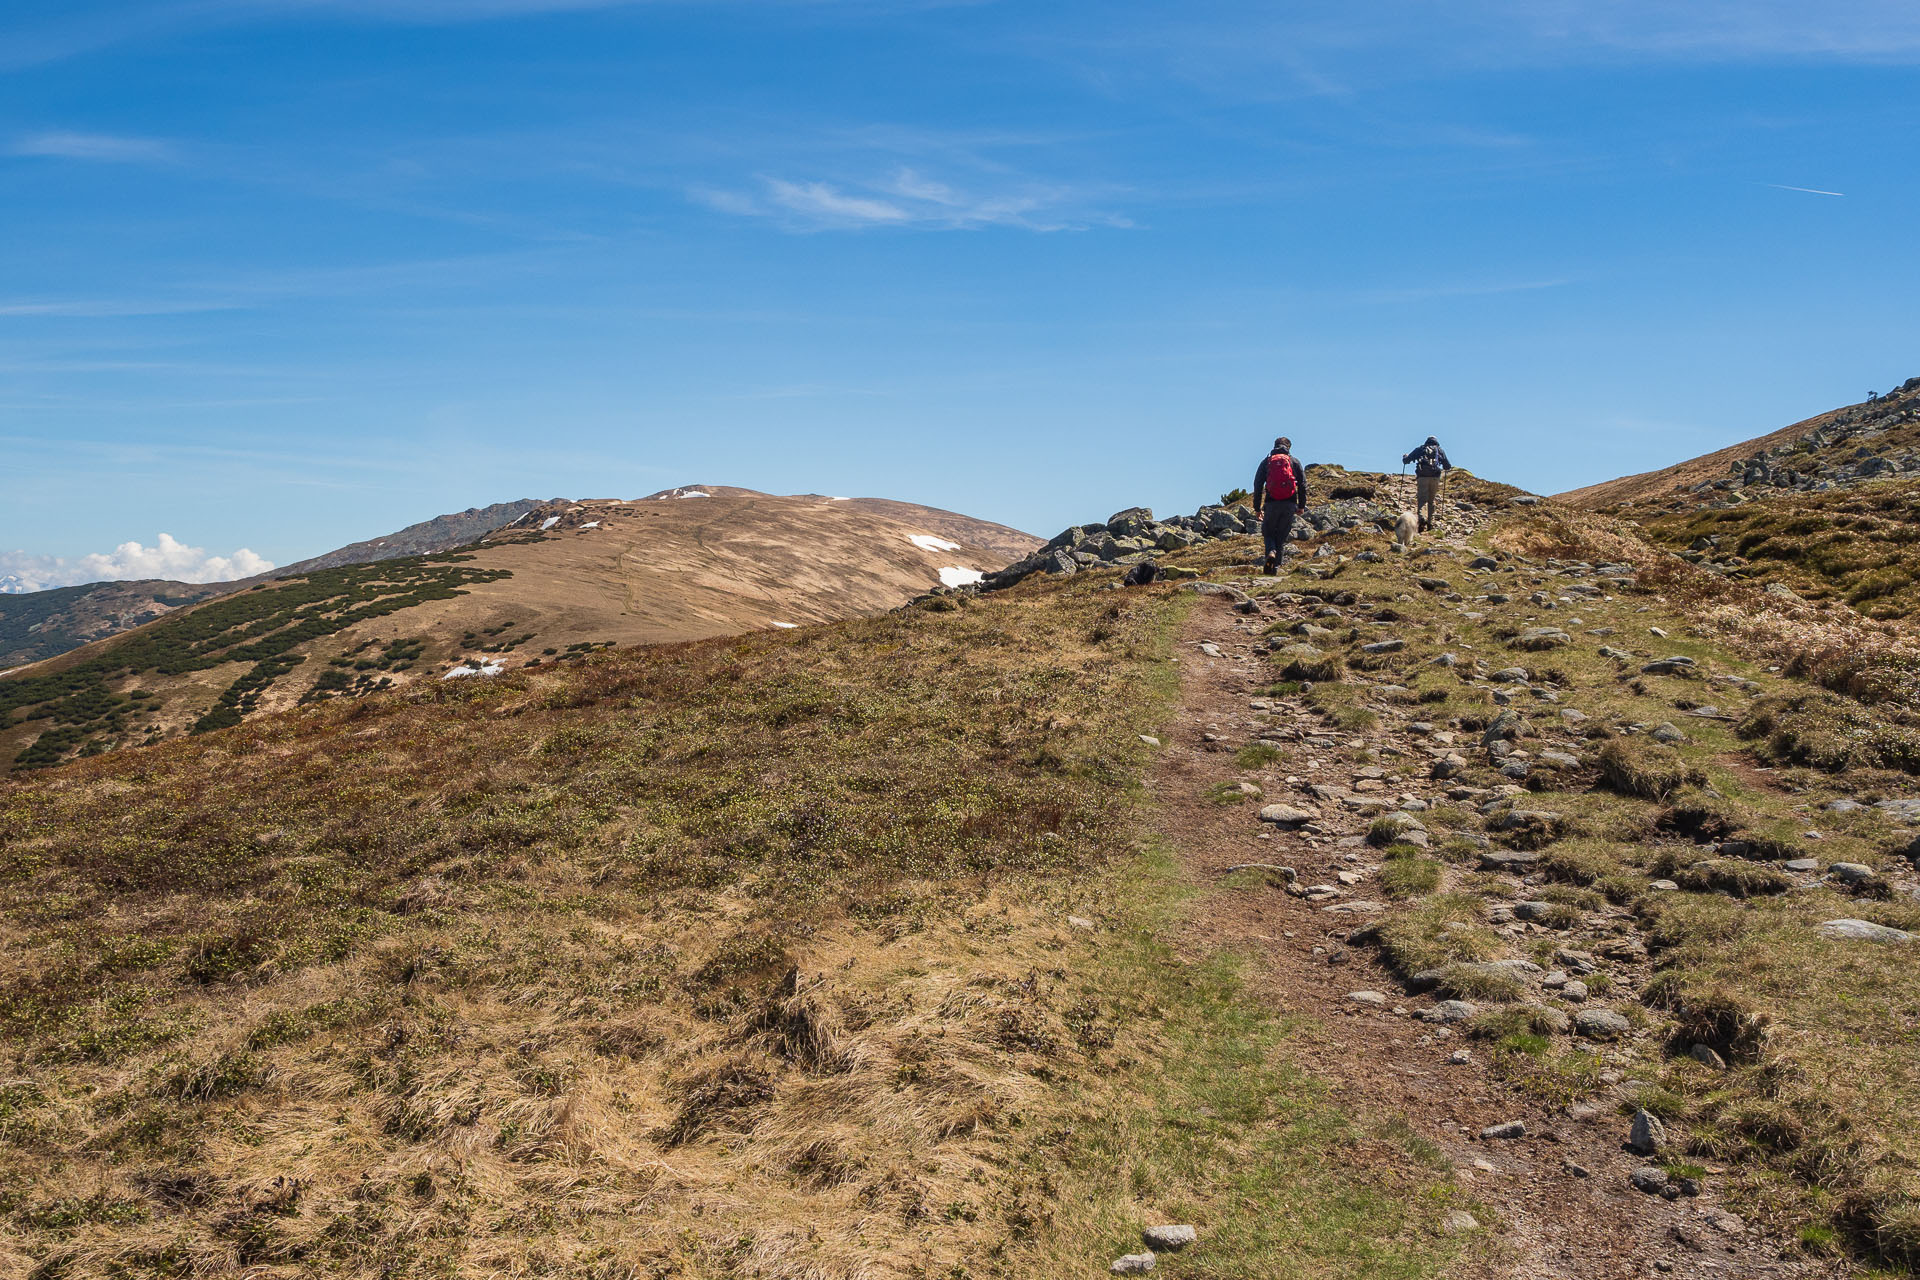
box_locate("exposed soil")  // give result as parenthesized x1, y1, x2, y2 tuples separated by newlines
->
(1147, 571, 1844, 1280)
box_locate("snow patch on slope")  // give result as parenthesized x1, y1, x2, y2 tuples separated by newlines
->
(938, 566, 984, 588)
(909, 534, 962, 553)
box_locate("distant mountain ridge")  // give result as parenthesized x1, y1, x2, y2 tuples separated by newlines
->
(268, 499, 556, 575)
(0, 500, 559, 669)
(0, 488, 1037, 770)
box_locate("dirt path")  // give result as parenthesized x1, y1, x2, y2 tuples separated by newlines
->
(1147, 573, 1841, 1280)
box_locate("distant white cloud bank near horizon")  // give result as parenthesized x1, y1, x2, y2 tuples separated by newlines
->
(0, 534, 275, 593)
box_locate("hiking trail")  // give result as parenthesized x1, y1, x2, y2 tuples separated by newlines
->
(1146, 520, 1846, 1280)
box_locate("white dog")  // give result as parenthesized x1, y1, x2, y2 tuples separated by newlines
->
(1393, 510, 1417, 551)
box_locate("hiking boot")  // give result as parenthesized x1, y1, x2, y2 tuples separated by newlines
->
(1263, 553, 1279, 575)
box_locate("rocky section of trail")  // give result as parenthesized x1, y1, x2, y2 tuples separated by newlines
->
(980, 468, 1521, 592)
(1146, 520, 1917, 1277)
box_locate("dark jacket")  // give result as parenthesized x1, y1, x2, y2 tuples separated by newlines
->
(1403, 442, 1451, 477)
(1253, 453, 1307, 509)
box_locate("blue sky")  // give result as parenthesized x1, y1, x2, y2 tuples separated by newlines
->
(3, 0, 1918, 585)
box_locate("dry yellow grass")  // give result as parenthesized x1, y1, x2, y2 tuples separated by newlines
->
(0, 562, 1469, 1280)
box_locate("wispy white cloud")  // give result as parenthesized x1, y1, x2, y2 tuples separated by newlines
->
(0, 298, 242, 318)
(699, 167, 1125, 231)
(1051, 0, 1920, 106)
(9, 131, 177, 164)
(1491, 0, 1920, 59)
(0, 0, 989, 70)
(1764, 183, 1845, 196)
(1345, 278, 1574, 306)
(766, 178, 913, 225)
(0, 533, 274, 592)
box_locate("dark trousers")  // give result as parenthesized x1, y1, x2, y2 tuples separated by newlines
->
(1262, 501, 1298, 560)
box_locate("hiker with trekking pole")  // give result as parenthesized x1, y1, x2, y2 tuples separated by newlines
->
(1401, 436, 1452, 533)
(1251, 436, 1307, 577)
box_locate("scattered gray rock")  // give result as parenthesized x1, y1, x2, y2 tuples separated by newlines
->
(1689, 1043, 1728, 1070)
(1513, 628, 1572, 651)
(1574, 1008, 1631, 1039)
(1141, 1226, 1196, 1253)
(1627, 1107, 1668, 1155)
(1348, 990, 1389, 1006)
(1421, 1000, 1479, 1024)
(1630, 1166, 1669, 1195)
(1816, 918, 1915, 944)
(1480, 1120, 1527, 1140)
(1362, 639, 1407, 654)
(1442, 1210, 1480, 1234)
(1513, 900, 1572, 925)
(1828, 862, 1876, 885)
(1258, 804, 1314, 827)
(1111, 1254, 1157, 1274)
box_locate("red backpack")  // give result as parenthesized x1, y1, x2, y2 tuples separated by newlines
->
(1265, 453, 1298, 502)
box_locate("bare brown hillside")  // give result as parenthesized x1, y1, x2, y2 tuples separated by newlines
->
(0, 490, 1035, 771)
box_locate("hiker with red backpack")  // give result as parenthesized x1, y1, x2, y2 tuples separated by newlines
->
(1251, 436, 1307, 576)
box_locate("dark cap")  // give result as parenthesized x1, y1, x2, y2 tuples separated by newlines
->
(1426, 435, 1439, 445)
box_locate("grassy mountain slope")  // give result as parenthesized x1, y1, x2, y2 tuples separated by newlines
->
(0, 581, 228, 672)
(0, 503, 560, 672)
(1240, 506, 1920, 1267)
(0, 491, 1036, 773)
(0, 559, 1468, 1280)
(1554, 379, 1920, 625)
(1634, 477, 1920, 620)
(8, 472, 1920, 1276)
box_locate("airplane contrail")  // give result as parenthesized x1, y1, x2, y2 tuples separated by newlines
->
(1765, 183, 1845, 197)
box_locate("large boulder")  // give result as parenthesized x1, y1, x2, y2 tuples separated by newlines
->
(1195, 506, 1243, 535)
(1816, 918, 1914, 944)
(1106, 507, 1157, 539)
